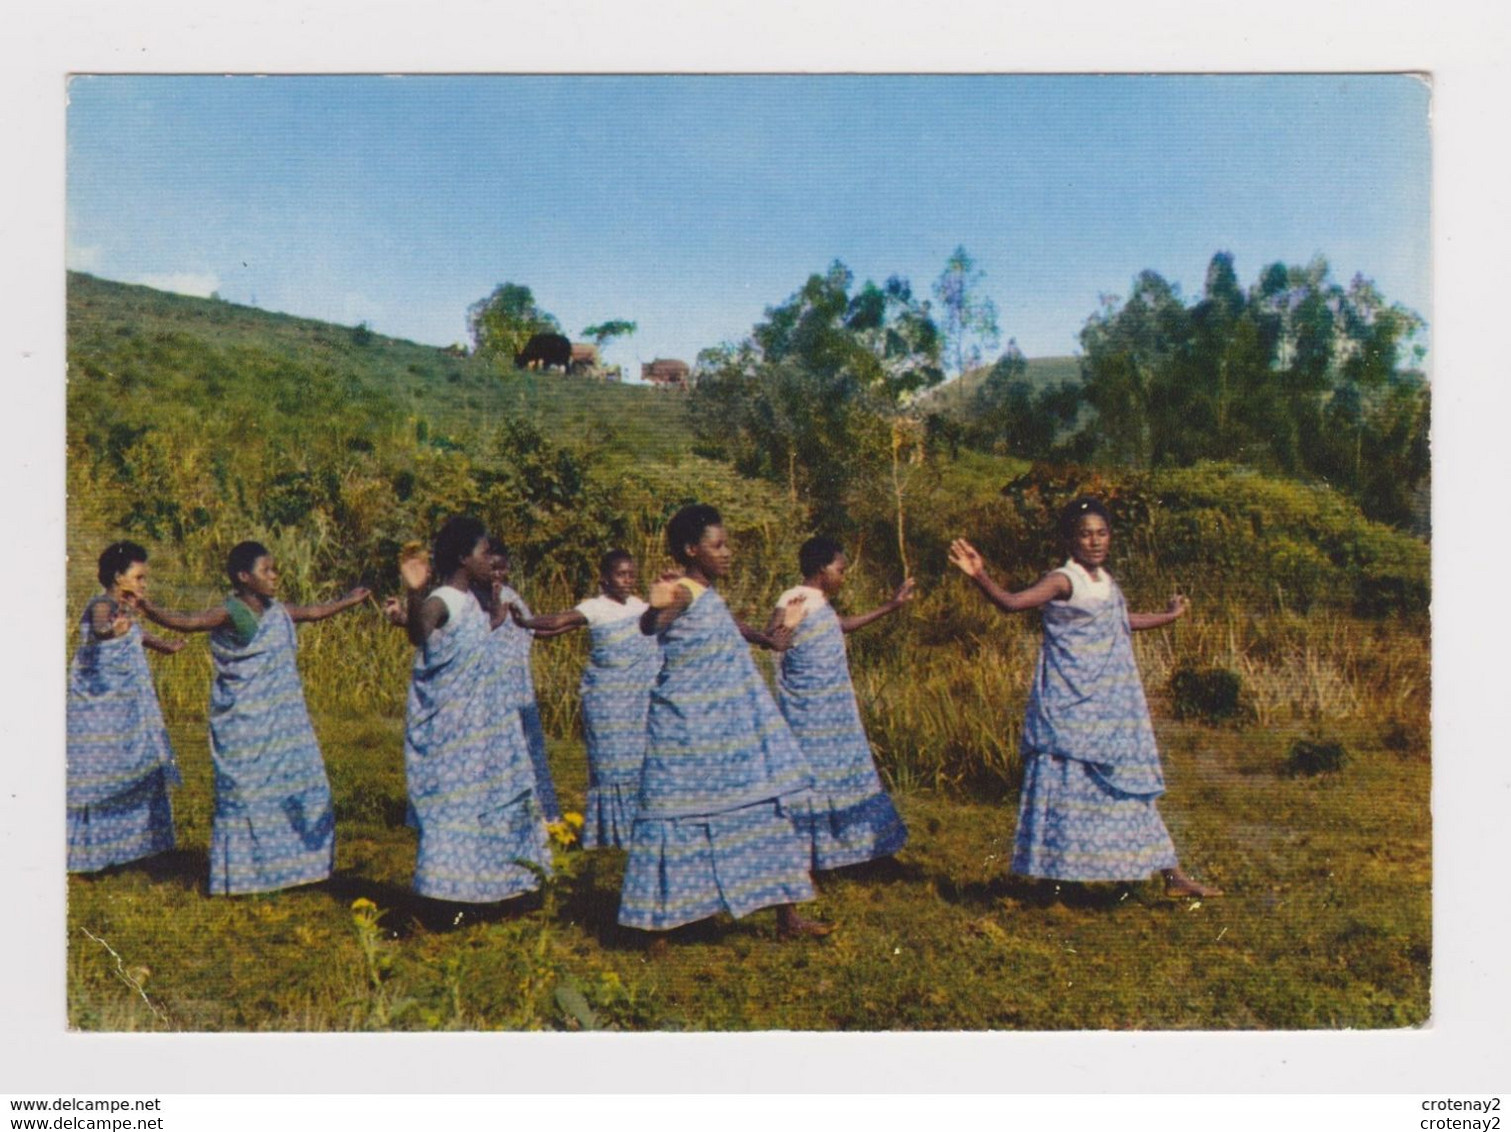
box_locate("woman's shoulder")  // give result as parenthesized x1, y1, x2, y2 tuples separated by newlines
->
(432, 584, 477, 621)
(774, 584, 826, 611)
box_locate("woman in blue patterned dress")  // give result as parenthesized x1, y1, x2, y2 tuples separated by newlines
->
(508, 549, 662, 849)
(949, 498, 1222, 898)
(766, 537, 913, 872)
(618, 505, 831, 939)
(139, 541, 369, 895)
(485, 542, 561, 822)
(67, 541, 186, 873)
(397, 518, 551, 906)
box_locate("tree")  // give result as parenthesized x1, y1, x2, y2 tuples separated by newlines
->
(581, 319, 638, 349)
(467, 284, 559, 365)
(1077, 271, 1188, 468)
(1072, 253, 1427, 526)
(690, 260, 942, 529)
(933, 246, 1001, 380)
(971, 342, 1084, 460)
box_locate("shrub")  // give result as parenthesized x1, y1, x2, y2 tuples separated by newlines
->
(1284, 738, 1348, 777)
(1170, 665, 1245, 725)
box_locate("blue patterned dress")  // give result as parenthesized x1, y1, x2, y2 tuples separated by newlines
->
(776, 588, 907, 869)
(492, 586, 561, 822)
(618, 584, 816, 930)
(207, 600, 335, 894)
(406, 586, 551, 903)
(66, 599, 179, 873)
(576, 596, 661, 849)
(1012, 561, 1178, 881)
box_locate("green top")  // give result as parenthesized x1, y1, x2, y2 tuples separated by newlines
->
(224, 596, 261, 647)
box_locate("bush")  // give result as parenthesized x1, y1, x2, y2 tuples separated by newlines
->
(1170, 665, 1245, 725)
(1284, 738, 1348, 777)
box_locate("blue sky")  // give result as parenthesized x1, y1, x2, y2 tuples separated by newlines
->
(67, 74, 1430, 377)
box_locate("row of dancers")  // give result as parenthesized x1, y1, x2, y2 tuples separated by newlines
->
(66, 497, 1219, 943)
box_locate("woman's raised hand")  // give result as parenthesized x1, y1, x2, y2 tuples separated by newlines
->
(398, 547, 431, 592)
(893, 578, 918, 605)
(948, 539, 984, 577)
(648, 572, 686, 610)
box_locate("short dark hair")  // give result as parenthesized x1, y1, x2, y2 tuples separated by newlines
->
(486, 536, 510, 562)
(798, 536, 843, 579)
(433, 517, 488, 578)
(97, 541, 148, 589)
(666, 504, 722, 567)
(226, 540, 272, 586)
(1057, 496, 1113, 546)
(599, 548, 634, 577)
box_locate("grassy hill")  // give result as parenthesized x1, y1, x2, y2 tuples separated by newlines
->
(67, 272, 699, 463)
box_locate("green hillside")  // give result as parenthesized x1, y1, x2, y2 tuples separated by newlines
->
(67, 272, 698, 463)
(66, 272, 729, 600)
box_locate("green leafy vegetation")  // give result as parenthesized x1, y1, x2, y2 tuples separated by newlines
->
(927, 253, 1429, 530)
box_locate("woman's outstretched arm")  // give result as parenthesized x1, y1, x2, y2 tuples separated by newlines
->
(136, 597, 232, 634)
(948, 539, 1069, 614)
(1129, 594, 1189, 631)
(838, 578, 916, 633)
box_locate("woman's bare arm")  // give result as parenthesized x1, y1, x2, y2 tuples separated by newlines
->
(509, 604, 587, 637)
(948, 539, 1069, 614)
(285, 587, 371, 624)
(136, 597, 232, 634)
(1129, 594, 1189, 631)
(838, 578, 917, 633)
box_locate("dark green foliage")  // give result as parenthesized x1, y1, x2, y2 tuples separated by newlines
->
(1170, 666, 1245, 724)
(1073, 254, 1428, 529)
(1284, 738, 1348, 777)
(691, 261, 943, 529)
(1146, 463, 1429, 617)
(350, 321, 374, 347)
(581, 319, 637, 348)
(970, 342, 1086, 459)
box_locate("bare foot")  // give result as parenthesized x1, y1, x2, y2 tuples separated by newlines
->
(1163, 867, 1224, 898)
(776, 904, 834, 940)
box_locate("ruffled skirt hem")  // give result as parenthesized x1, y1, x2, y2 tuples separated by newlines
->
(618, 799, 816, 930)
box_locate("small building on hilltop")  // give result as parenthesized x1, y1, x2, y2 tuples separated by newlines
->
(642, 358, 691, 390)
